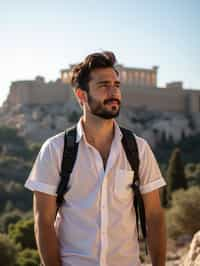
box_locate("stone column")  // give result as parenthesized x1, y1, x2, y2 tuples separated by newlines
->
(151, 73, 156, 87)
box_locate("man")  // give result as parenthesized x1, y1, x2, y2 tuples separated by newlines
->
(25, 51, 166, 266)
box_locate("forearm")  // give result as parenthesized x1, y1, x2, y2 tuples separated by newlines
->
(35, 219, 61, 266)
(147, 211, 167, 266)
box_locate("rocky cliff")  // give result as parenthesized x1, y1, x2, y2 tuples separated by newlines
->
(0, 102, 200, 146)
(181, 231, 200, 266)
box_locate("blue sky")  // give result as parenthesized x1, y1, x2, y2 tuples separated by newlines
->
(0, 0, 199, 105)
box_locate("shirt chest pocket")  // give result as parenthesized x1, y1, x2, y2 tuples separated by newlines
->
(114, 169, 134, 199)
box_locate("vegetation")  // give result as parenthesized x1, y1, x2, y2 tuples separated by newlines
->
(166, 148, 187, 197)
(0, 233, 17, 266)
(167, 187, 200, 239)
(0, 219, 40, 266)
(0, 156, 31, 183)
(0, 126, 38, 214)
(185, 163, 200, 187)
(155, 132, 200, 164)
(0, 126, 40, 161)
(8, 218, 36, 250)
(16, 249, 40, 266)
(0, 179, 32, 212)
(0, 126, 40, 264)
(0, 209, 23, 233)
(68, 110, 81, 123)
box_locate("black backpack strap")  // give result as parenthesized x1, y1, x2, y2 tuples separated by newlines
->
(56, 125, 79, 210)
(120, 127, 147, 253)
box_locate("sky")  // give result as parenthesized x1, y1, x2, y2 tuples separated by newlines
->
(0, 0, 200, 106)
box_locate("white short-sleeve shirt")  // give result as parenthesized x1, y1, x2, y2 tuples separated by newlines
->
(25, 118, 166, 266)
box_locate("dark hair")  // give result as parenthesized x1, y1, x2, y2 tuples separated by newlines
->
(70, 51, 118, 92)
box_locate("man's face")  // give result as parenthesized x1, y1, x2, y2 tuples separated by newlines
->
(85, 67, 122, 119)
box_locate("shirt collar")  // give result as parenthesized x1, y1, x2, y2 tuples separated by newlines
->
(76, 117, 123, 143)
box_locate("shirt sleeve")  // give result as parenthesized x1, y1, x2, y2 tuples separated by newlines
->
(24, 137, 63, 196)
(137, 137, 166, 194)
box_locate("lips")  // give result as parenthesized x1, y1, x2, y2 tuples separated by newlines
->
(104, 99, 120, 105)
(108, 101, 118, 105)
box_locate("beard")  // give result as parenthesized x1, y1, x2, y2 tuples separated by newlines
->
(87, 92, 121, 120)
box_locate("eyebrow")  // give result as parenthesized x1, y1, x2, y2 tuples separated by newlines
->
(96, 80, 121, 85)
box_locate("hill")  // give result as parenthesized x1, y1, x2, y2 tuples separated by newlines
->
(0, 102, 200, 163)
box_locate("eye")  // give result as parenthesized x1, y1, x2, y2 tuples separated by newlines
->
(99, 84, 108, 89)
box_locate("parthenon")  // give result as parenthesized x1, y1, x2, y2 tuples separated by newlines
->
(61, 65, 158, 88)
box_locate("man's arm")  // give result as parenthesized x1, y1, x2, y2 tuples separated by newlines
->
(143, 189, 166, 266)
(33, 191, 61, 266)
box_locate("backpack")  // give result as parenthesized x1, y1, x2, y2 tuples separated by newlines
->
(56, 125, 147, 252)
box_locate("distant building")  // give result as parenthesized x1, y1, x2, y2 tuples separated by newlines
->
(5, 65, 200, 113)
(61, 64, 200, 113)
(61, 64, 158, 88)
(6, 76, 70, 106)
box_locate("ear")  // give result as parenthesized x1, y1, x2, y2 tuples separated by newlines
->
(74, 88, 87, 106)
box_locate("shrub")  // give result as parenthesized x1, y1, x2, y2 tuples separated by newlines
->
(185, 162, 200, 187)
(0, 233, 17, 266)
(167, 187, 200, 239)
(167, 148, 187, 199)
(0, 156, 31, 183)
(68, 110, 80, 123)
(8, 217, 36, 249)
(0, 209, 23, 233)
(0, 181, 32, 212)
(16, 248, 40, 266)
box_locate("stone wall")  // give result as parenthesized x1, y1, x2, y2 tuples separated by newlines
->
(6, 77, 71, 106)
(122, 86, 186, 112)
(4, 66, 200, 113)
(187, 91, 200, 113)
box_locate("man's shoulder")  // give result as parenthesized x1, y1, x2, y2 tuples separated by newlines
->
(41, 131, 65, 153)
(47, 131, 65, 143)
(133, 134, 148, 148)
(119, 126, 149, 159)
(119, 126, 148, 149)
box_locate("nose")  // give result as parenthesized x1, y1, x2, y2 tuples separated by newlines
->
(109, 85, 121, 98)
(106, 83, 119, 93)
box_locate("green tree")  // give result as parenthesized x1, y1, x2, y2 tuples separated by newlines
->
(16, 249, 40, 266)
(160, 131, 167, 147)
(167, 148, 187, 198)
(8, 217, 36, 249)
(4, 200, 15, 212)
(0, 126, 27, 158)
(185, 163, 196, 178)
(6, 181, 32, 211)
(167, 134, 174, 148)
(0, 156, 31, 184)
(68, 110, 81, 123)
(0, 126, 20, 143)
(184, 163, 200, 187)
(0, 180, 7, 210)
(0, 233, 17, 266)
(177, 133, 200, 163)
(0, 209, 23, 233)
(0, 180, 32, 212)
(28, 142, 41, 161)
(167, 187, 200, 238)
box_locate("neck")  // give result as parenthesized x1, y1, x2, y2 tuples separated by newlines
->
(81, 113, 115, 146)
